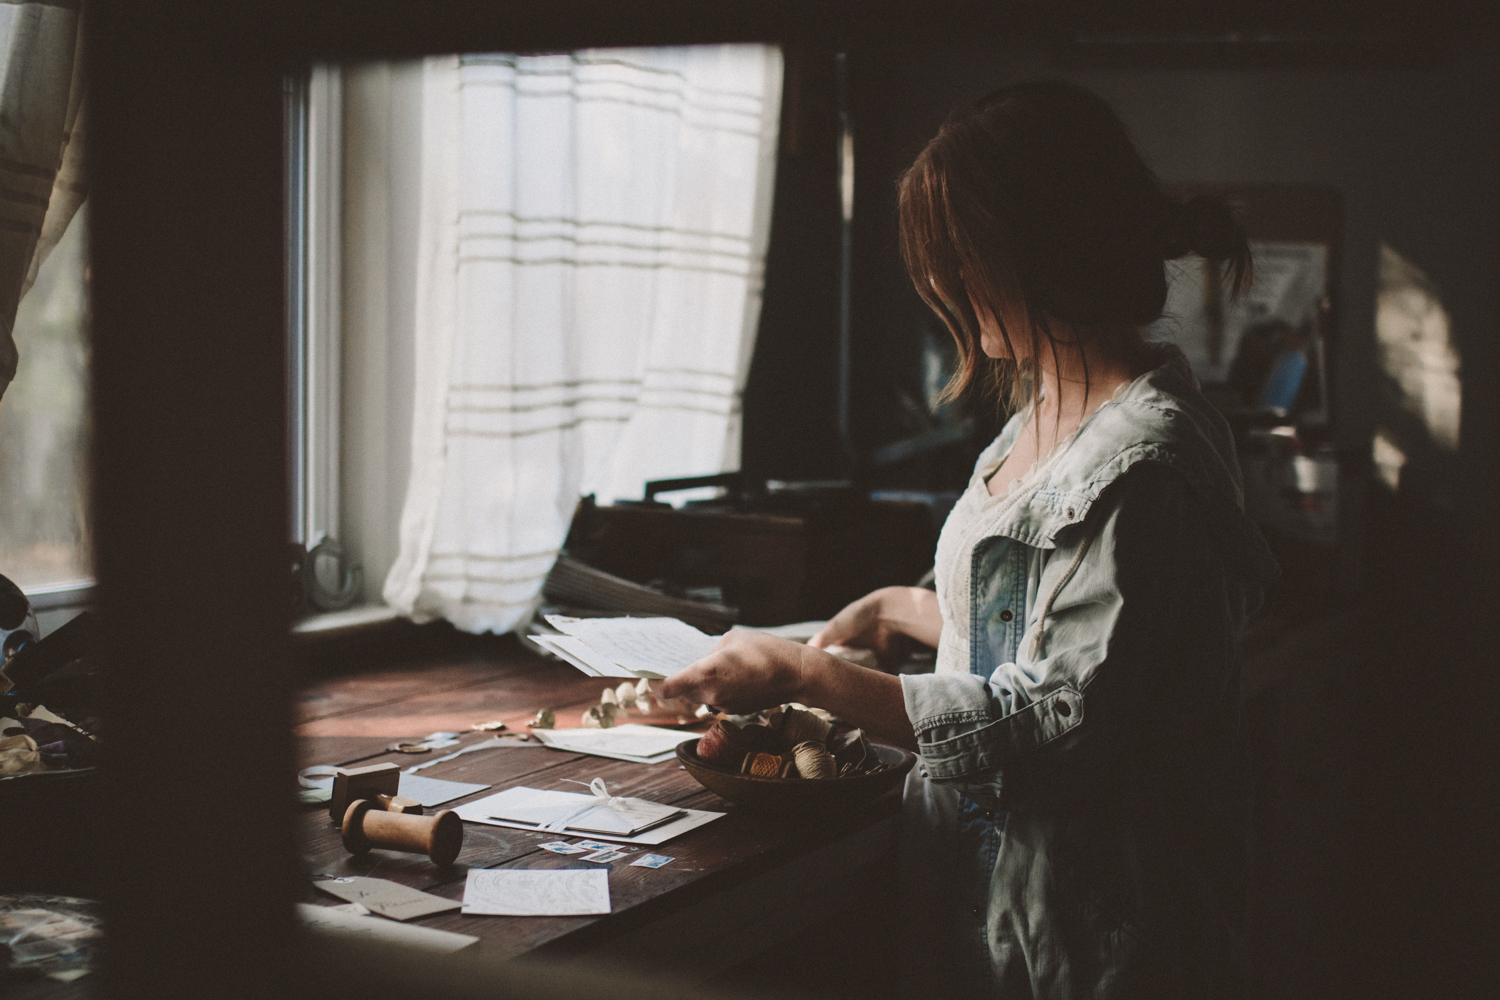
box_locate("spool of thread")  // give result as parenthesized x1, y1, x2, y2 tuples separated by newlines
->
(741, 751, 791, 779)
(700, 720, 785, 766)
(791, 741, 837, 780)
(696, 721, 749, 769)
(341, 799, 463, 865)
(779, 707, 833, 747)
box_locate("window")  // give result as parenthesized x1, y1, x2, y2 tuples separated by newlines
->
(289, 49, 783, 632)
(0, 205, 91, 602)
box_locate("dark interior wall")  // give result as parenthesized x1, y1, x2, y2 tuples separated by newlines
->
(745, 38, 1500, 566)
(853, 39, 1499, 536)
(740, 48, 845, 483)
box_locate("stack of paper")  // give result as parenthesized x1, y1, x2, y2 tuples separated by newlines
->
(530, 615, 718, 679)
(470, 785, 684, 837)
(530, 724, 697, 765)
(455, 786, 724, 846)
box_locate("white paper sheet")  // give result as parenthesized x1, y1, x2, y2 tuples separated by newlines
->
(397, 773, 491, 807)
(461, 868, 611, 916)
(455, 787, 724, 846)
(530, 724, 697, 764)
(297, 903, 477, 952)
(530, 633, 639, 678)
(543, 615, 718, 679)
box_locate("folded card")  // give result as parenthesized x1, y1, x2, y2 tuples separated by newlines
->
(312, 876, 460, 921)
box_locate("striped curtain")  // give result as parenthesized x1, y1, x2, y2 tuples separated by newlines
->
(384, 46, 782, 633)
(0, 0, 85, 400)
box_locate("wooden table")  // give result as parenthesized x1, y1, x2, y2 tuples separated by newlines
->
(7, 637, 902, 999)
(294, 641, 903, 995)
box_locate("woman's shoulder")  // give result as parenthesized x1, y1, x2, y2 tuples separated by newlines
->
(1050, 345, 1240, 498)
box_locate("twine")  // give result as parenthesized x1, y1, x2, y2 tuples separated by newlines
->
(777, 707, 833, 747)
(791, 741, 836, 780)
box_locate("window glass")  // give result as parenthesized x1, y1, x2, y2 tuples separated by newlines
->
(0, 204, 91, 589)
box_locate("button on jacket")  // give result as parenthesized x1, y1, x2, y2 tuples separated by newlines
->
(901, 345, 1278, 999)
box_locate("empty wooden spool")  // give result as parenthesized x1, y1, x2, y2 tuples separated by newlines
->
(341, 799, 463, 865)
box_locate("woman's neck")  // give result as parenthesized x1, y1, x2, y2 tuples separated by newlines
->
(1033, 339, 1135, 428)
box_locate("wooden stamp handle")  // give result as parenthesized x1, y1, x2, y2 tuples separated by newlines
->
(376, 794, 423, 814)
(341, 800, 463, 865)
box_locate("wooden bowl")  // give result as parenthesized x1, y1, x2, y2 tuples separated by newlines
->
(676, 738, 916, 813)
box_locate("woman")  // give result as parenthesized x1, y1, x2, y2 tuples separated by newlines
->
(662, 80, 1277, 999)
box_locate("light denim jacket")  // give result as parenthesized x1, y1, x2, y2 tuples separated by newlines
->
(901, 346, 1277, 999)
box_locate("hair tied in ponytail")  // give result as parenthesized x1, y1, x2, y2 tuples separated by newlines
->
(1166, 195, 1253, 298)
(1181, 196, 1241, 260)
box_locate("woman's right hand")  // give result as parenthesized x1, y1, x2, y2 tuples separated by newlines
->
(809, 585, 942, 658)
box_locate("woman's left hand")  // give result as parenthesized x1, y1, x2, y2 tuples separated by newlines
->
(659, 630, 815, 715)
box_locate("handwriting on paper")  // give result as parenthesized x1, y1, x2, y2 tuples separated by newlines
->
(461, 868, 611, 916)
(544, 616, 718, 678)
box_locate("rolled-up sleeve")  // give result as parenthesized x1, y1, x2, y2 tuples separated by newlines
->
(901, 465, 1238, 809)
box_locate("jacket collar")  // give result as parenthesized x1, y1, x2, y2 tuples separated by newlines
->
(976, 345, 1277, 583)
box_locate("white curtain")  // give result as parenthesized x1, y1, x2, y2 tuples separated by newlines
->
(0, 1, 86, 400)
(384, 46, 783, 633)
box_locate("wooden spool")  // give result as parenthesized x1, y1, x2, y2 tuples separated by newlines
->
(341, 799, 463, 865)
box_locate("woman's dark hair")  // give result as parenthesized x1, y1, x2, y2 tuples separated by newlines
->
(899, 79, 1252, 411)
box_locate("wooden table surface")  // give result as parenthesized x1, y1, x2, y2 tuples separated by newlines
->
(294, 642, 902, 981)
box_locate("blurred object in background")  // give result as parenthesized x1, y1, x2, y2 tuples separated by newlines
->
(0, 206, 91, 590)
(1227, 319, 1311, 415)
(1241, 425, 1339, 546)
(0, 573, 39, 665)
(1155, 240, 1329, 410)
(565, 478, 934, 626)
(1372, 243, 1460, 509)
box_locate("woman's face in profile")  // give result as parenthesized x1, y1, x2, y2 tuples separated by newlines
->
(972, 297, 1032, 361)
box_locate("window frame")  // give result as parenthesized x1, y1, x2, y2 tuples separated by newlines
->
(288, 64, 344, 551)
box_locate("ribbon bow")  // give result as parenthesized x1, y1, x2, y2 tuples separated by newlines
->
(540, 777, 655, 832)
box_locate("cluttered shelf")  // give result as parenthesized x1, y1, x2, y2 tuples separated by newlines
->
(291, 640, 906, 990)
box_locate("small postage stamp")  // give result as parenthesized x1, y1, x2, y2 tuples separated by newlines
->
(538, 841, 588, 855)
(574, 840, 616, 852)
(581, 849, 628, 864)
(629, 854, 675, 869)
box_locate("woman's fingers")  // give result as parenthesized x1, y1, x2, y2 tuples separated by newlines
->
(659, 658, 712, 703)
(809, 594, 878, 649)
(660, 632, 805, 714)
